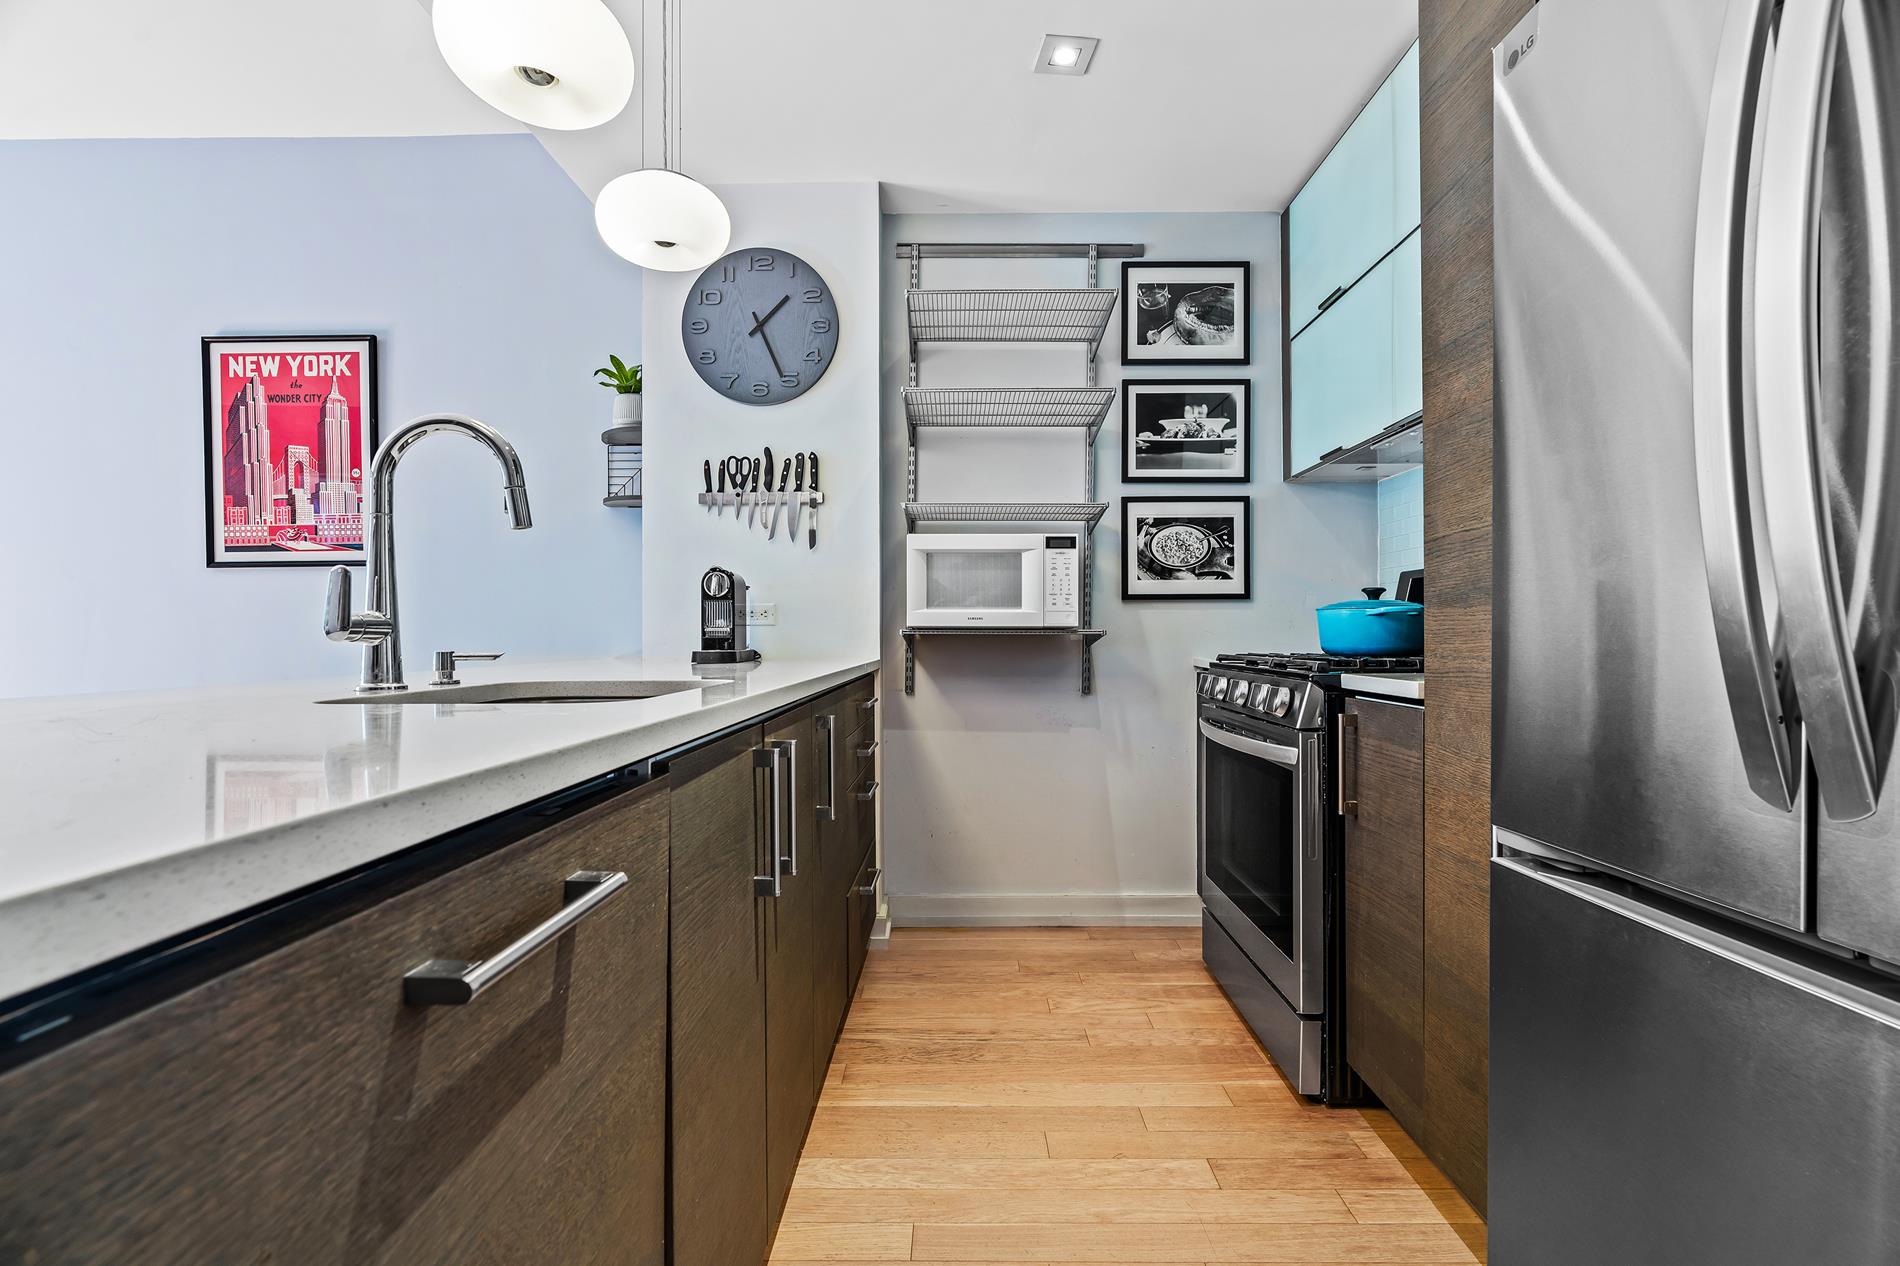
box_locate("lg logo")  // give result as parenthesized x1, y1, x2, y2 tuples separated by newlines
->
(1504, 32, 1537, 75)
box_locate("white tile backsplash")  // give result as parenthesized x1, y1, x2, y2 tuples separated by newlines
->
(1377, 467, 1424, 597)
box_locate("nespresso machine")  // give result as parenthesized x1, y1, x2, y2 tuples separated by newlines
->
(691, 567, 761, 665)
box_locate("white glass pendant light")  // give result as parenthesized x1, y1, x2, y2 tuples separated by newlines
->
(595, 0, 729, 271)
(433, 0, 635, 131)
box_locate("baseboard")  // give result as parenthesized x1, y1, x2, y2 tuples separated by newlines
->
(886, 892, 1203, 927)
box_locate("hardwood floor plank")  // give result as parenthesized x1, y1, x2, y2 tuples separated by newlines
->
(799, 1127, 1050, 1159)
(791, 1158, 1220, 1190)
(765, 1222, 913, 1261)
(1085, 926, 1201, 940)
(1085, 1026, 1258, 1048)
(1338, 1188, 1458, 1224)
(815, 1082, 1237, 1108)
(1211, 1158, 1439, 1191)
(1199, 1221, 1479, 1262)
(1140, 1106, 1362, 1131)
(910, 1222, 1217, 1261)
(1046, 1130, 1365, 1161)
(810, 1105, 1147, 1134)
(783, 1187, 1356, 1226)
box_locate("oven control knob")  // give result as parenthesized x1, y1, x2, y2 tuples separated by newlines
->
(1208, 677, 1228, 701)
(1196, 672, 1211, 695)
(1248, 683, 1273, 711)
(1269, 687, 1293, 717)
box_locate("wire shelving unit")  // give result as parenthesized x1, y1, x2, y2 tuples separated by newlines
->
(897, 241, 1144, 695)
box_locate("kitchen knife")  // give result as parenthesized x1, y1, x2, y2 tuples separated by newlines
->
(748, 462, 761, 528)
(760, 448, 776, 535)
(716, 461, 727, 516)
(808, 453, 820, 550)
(792, 453, 806, 545)
(769, 456, 793, 539)
(702, 459, 713, 512)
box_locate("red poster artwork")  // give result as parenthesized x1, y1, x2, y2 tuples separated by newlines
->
(202, 336, 378, 567)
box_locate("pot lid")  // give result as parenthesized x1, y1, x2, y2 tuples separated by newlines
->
(1319, 586, 1422, 615)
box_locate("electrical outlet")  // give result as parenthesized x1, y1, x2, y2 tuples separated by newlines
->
(746, 601, 778, 626)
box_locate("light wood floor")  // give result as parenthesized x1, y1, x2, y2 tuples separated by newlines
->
(772, 927, 1485, 1264)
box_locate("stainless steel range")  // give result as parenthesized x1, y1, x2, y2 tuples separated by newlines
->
(1195, 652, 1420, 1099)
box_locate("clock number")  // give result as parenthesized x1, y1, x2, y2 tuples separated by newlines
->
(810, 318, 831, 334)
(778, 372, 800, 388)
(696, 349, 716, 364)
(804, 348, 823, 364)
(721, 264, 737, 283)
(720, 373, 740, 390)
(698, 290, 722, 305)
(688, 318, 710, 334)
(750, 382, 770, 397)
(802, 288, 824, 303)
(748, 254, 775, 271)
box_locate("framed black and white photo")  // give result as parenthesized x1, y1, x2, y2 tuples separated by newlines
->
(1122, 496, 1251, 600)
(1121, 261, 1250, 366)
(1121, 379, 1250, 482)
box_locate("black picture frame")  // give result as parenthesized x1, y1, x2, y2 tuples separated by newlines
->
(1120, 260, 1251, 366)
(201, 334, 379, 569)
(1121, 495, 1252, 601)
(1120, 378, 1251, 483)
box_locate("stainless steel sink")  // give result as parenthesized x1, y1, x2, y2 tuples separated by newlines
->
(317, 680, 702, 705)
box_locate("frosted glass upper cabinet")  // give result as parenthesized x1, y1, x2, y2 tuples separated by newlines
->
(1287, 42, 1421, 337)
(1289, 237, 1405, 474)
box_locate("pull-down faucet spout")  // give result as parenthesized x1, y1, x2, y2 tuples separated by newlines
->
(323, 413, 532, 692)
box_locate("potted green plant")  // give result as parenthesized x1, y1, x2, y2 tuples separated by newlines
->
(596, 355, 642, 427)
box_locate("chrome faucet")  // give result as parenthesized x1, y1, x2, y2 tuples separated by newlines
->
(324, 413, 532, 692)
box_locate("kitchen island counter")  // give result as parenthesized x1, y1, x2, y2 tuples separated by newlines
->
(0, 654, 876, 1001)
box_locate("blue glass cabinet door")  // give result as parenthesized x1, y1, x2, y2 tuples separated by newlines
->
(1289, 251, 1398, 473)
(1287, 68, 1399, 334)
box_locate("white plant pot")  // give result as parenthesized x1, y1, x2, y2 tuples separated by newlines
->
(612, 393, 642, 426)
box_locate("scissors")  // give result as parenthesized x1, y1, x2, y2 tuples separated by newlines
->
(723, 456, 753, 517)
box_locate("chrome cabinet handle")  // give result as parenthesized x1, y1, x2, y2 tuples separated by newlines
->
(1691, 0, 1799, 812)
(754, 746, 783, 897)
(855, 780, 879, 803)
(771, 737, 799, 876)
(403, 870, 628, 1006)
(1756, 0, 1882, 821)
(1337, 713, 1359, 819)
(856, 740, 879, 758)
(860, 696, 878, 718)
(816, 713, 838, 821)
(857, 867, 882, 898)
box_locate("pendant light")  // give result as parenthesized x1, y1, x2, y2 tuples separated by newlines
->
(594, 0, 730, 271)
(432, 0, 635, 131)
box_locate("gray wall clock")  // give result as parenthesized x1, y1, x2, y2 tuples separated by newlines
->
(682, 247, 839, 405)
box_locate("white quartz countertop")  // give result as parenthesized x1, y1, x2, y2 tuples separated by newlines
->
(1339, 672, 1425, 702)
(0, 654, 877, 1001)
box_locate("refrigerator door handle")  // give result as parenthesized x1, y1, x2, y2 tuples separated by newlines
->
(1757, 0, 1888, 822)
(1693, 0, 1800, 811)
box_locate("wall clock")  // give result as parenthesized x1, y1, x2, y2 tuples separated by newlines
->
(682, 247, 840, 405)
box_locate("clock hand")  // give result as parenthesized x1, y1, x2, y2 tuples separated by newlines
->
(749, 313, 787, 379)
(746, 294, 790, 337)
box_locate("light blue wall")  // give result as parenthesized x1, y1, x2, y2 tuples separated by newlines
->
(0, 135, 641, 698)
(1377, 467, 1424, 597)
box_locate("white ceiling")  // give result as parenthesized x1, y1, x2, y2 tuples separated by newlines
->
(1, 0, 1417, 214)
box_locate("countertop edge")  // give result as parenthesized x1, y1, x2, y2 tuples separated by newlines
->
(1338, 672, 1426, 702)
(0, 657, 878, 1003)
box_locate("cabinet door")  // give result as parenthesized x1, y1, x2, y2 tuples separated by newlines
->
(0, 779, 670, 1266)
(1288, 68, 1400, 333)
(1391, 42, 1422, 237)
(763, 706, 816, 1225)
(1391, 229, 1424, 425)
(810, 702, 853, 1090)
(1290, 252, 1399, 473)
(1342, 698, 1426, 1139)
(669, 727, 769, 1266)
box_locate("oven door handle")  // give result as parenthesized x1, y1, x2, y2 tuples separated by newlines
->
(1198, 719, 1300, 768)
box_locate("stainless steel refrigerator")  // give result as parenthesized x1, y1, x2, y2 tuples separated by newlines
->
(1492, 0, 1900, 1259)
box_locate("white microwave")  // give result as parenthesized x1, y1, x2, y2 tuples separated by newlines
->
(906, 533, 1080, 628)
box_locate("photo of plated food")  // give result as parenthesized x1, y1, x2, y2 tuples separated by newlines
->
(1122, 497, 1251, 600)
(1122, 379, 1250, 481)
(1121, 261, 1251, 365)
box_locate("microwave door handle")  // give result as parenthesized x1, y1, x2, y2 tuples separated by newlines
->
(1757, 0, 1885, 822)
(1198, 719, 1299, 769)
(1692, 0, 1801, 812)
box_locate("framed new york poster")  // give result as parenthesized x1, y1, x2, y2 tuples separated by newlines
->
(201, 335, 378, 567)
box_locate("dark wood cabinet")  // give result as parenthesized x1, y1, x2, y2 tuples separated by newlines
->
(0, 778, 671, 1266)
(1342, 697, 1427, 1142)
(762, 706, 816, 1225)
(810, 690, 857, 1088)
(667, 726, 770, 1266)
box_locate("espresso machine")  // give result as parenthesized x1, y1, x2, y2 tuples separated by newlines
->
(691, 567, 760, 665)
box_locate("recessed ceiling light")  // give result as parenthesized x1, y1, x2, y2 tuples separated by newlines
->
(1035, 34, 1098, 76)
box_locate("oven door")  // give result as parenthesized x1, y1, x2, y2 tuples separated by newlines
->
(1197, 711, 1324, 1015)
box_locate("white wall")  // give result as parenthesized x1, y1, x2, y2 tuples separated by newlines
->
(881, 212, 1378, 924)
(0, 135, 642, 699)
(640, 183, 881, 662)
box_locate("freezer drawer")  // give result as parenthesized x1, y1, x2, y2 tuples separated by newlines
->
(1492, 857, 1900, 1264)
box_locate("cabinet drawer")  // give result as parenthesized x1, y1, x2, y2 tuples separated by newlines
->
(852, 746, 878, 851)
(844, 678, 876, 743)
(0, 780, 671, 1266)
(847, 843, 879, 997)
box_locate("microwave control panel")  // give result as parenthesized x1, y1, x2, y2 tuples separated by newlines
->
(1044, 536, 1080, 626)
